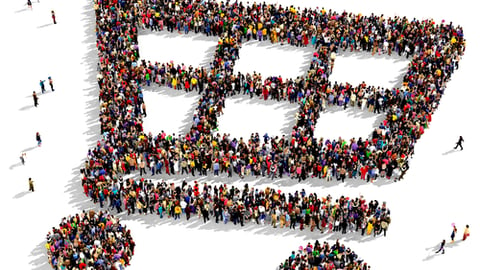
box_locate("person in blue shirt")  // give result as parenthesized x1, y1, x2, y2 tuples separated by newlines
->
(39, 80, 46, 93)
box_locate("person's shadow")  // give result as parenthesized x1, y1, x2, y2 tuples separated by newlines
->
(442, 149, 460, 156)
(13, 191, 30, 199)
(9, 161, 23, 170)
(20, 104, 35, 111)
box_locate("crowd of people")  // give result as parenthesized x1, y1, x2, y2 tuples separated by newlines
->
(45, 210, 135, 270)
(88, 0, 465, 193)
(278, 240, 369, 270)
(47, 1, 472, 269)
(82, 168, 391, 235)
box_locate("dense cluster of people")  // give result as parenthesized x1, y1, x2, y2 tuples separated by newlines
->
(88, 0, 465, 191)
(82, 170, 391, 235)
(278, 240, 369, 270)
(45, 210, 135, 270)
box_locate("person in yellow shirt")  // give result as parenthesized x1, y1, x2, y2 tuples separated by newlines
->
(191, 77, 198, 91)
(451, 36, 457, 44)
(366, 220, 374, 235)
(174, 204, 182, 220)
(190, 159, 196, 176)
(269, 28, 275, 43)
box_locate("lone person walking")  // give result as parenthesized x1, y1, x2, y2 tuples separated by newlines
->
(451, 224, 457, 243)
(33, 91, 39, 107)
(51, 10, 56, 24)
(29, 178, 34, 192)
(435, 239, 446, 254)
(454, 136, 464, 151)
(48, 76, 54, 91)
(20, 152, 26, 165)
(36, 132, 42, 147)
(463, 225, 470, 241)
(40, 80, 46, 93)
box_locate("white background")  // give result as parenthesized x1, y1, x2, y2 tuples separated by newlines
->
(0, 0, 478, 269)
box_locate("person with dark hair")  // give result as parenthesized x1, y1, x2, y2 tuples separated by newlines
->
(454, 136, 464, 150)
(51, 10, 56, 24)
(28, 178, 34, 192)
(39, 80, 46, 93)
(32, 91, 39, 107)
(48, 76, 54, 91)
(35, 132, 42, 147)
(435, 239, 446, 254)
(36, 132, 42, 147)
(463, 225, 470, 240)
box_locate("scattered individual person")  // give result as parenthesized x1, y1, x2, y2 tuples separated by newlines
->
(463, 225, 470, 241)
(48, 76, 54, 91)
(435, 239, 446, 254)
(29, 178, 34, 192)
(39, 80, 46, 93)
(454, 136, 464, 151)
(20, 152, 26, 165)
(451, 224, 457, 243)
(32, 91, 39, 107)
(36, 132, 42, 147)
(27, 0, 32, 9)
(51, 10, 56, 24)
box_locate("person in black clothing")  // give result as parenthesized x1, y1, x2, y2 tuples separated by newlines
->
(36, 132, 42, 147)
(454, 136, 464, 150)
(33, 91, 39, 107)
(435, 239, 446, 254)
(201, 206, 209, 223)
